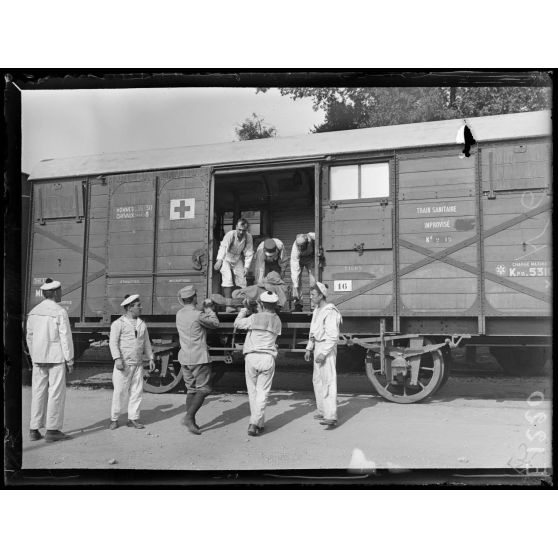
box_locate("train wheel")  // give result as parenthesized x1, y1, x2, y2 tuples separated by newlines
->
(366, 339, 446, 404)
(143, 355, 183, 394)
(437, 347, 452, 391)
(74, 335, 92, 361)
(490, 347, 549, 377)
(336, 346, 368, 373)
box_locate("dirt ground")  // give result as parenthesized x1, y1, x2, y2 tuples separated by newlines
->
(21, 366, 552, 471)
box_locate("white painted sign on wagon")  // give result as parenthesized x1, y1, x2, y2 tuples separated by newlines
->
(170, 198, 195, 220)
(334, 280, 353, 292)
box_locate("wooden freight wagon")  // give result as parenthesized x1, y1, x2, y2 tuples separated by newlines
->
(25, 110, 552, 402)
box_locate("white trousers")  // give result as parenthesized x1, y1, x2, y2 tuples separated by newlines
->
(220, 258, 246, 288)
(245, 353, 276, 428)
(312, 350, 338, 421)
(293, 257, 316, 291)
(111, 363, 144, 421)
(30, 363, 67, 431)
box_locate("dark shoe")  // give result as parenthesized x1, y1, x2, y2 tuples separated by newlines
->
(256, 426, 264, 434)
(319, 419, 338, 429)
(247, 424, 259, 436)
(45, 430, 71, 443)
(313, 413, 324, 421)
(29, 429, 42, 441)
(126, 419, 145, 429)
(182, 391, 200, 430)
(109, 420, 119, 430)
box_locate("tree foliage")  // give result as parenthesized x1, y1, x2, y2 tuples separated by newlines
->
(235, 112, 277, 140)
(258, 87, 551, 133)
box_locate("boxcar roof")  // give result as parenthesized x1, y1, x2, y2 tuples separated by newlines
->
(30, 110, 551, 180)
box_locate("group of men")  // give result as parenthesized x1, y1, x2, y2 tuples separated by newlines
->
(212, 218, 316, 313)
(25, 220, 341, 443)
(26, 281, 157, 441)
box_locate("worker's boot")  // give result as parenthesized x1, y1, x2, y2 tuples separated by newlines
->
(183, 392, 199, 432)
(183, 391, 207, 435)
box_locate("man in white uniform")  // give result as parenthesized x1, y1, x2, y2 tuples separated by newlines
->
(304, 282, 342, 429)
(234, 291, 282, 436)
(26, 278, 74, 442)
(109, 294, 155, 429)
(290, 232, 316, 311)
(214, 218, 254, 312)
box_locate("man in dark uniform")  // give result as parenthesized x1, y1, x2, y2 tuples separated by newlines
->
(176, 285, 220, 435)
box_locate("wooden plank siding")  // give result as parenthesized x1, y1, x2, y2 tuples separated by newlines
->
(397, 153, 478, 315)
(29, 220, 85, 318)
(154, 169, 209, 314)
(320, 154, 394, 313)
(82, 181, 109, 317)
(101, 169, 211, 315)
(479, 140, 552, 315)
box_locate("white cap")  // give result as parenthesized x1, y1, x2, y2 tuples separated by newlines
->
(260, 290, 279, 303)
(121, 294, 140, 307)
(315, 281, 328, 297)
(40, 278, 61, 291)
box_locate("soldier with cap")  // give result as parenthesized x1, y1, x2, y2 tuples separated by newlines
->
(176, 285, 220, 435)
(253, 237, 288, 285)
(234, 291, 282, 436)
(108, 294, 155, 430)
(290, 232, 316, 311)
(26, 278, 74, 442)
(214, 218, 254, 312)
(304, 282, 342, 429)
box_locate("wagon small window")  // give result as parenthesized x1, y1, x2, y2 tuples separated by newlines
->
(35, 180, 85, 220)
(330, 162, 389, 200)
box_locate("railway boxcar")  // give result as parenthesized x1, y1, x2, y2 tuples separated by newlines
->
(25, 110, 552, 402)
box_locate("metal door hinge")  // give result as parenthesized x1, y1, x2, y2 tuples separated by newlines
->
(353, 242, 365, 256)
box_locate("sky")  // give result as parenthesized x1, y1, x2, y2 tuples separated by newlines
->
(21, 87, 325, 174)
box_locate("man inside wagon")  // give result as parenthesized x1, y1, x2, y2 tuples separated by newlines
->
(290, 232, 316, 311)
(214, 218, 254, 312)
(253, 237, 288, 284)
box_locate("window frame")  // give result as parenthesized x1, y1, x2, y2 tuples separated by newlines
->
(35, 179, 85, 223)
(328, 158, 392, 203)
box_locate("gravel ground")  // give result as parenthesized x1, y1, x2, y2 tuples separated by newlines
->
(21, 372, 552, 472)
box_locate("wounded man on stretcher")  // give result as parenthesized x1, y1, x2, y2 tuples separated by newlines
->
(211, 271, 288, 312)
